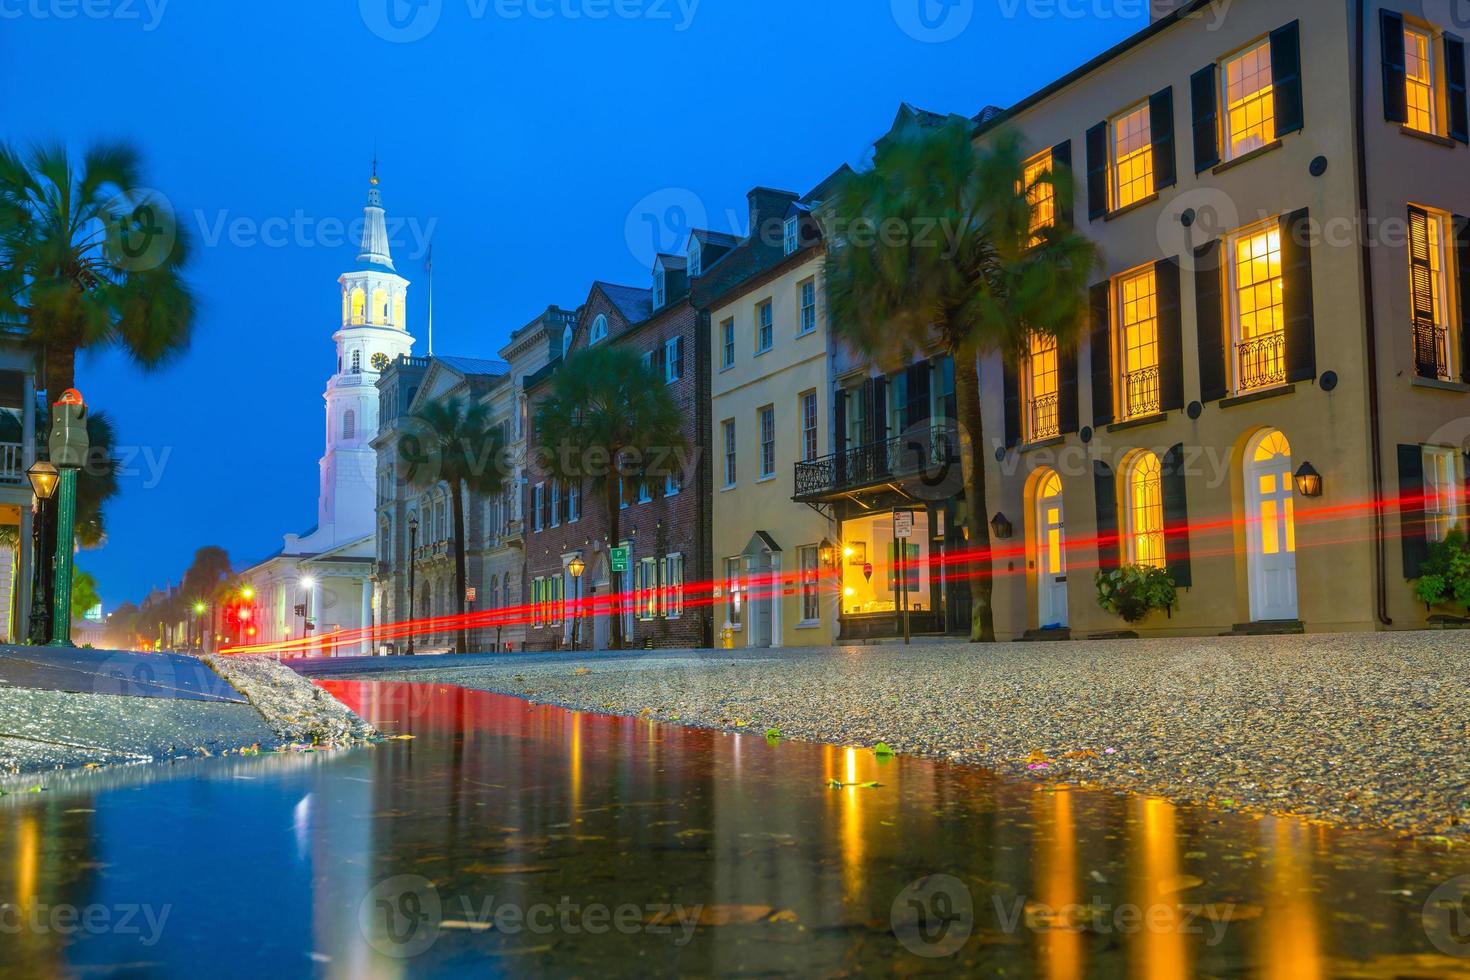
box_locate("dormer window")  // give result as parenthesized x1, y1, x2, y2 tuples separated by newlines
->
(590, 314, 608, 344)
(688, 241, 702, 277)
(783, 217, 799, 255)
(654, 268, 666, 310)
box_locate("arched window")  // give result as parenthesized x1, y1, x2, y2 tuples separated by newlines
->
(350, 289, 366, 324)
(372, 288, 389, 324)
(393, 294, 406, 327)
(502, 572, 512, 610)
(1125, 451, 1166, 568)
(562, 324, 573, 358)
(590, 314, 608, 344)
(342, 410, 356, 440)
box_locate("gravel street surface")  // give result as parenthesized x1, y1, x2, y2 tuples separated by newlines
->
(343, 632, 1470, 838)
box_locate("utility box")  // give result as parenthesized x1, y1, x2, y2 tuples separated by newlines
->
(49, 389, 90, 469)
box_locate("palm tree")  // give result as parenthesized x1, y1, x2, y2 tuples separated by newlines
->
(399, 397, 509, 654)
(825, 120, 1097, 641)
(534, 345, 685, 650)
(0, 141, 196, 399)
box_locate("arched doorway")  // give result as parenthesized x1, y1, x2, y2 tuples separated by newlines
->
(1034, 469, 1068, 629)
(742, 532, 782, 649)
(1244, 429, 1299, 622)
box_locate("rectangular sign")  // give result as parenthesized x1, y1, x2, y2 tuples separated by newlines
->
(893, 510, 915, 539)
(465, 587, 477, 603)
(610, 547, 630, 573)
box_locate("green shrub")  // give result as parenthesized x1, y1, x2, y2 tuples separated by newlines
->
(1413, 529, 1470, 611)
(1095, 565, 1177, 624)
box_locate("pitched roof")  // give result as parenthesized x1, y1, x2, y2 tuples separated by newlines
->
(436, 355, 509, 378)
(655, 253, 688, 271)
(595, 281, 654, 323)
(691, 229, 741, 250)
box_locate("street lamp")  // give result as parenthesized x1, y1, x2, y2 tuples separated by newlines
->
(193, 601, 207, 652)
(46, 389, 89, 647)
(406, 513, 419, 656)
(990, 512, 1014, 540)
(568, 554, 586, 651)
(1294, 462, 1323, 498)
(26, 462, 59, 644)
(27, 461, 58, 500)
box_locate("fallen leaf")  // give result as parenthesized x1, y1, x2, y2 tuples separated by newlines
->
(440, 919, 495, 933)
(873, 742, 895, 757)
(573, 667, 591, 676)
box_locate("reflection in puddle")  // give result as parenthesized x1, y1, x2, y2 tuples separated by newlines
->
(0, 681, 1465, 978)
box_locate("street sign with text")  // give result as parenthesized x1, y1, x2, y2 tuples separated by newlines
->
(893, 510, 914, 539)
(610, 547, 630, 573)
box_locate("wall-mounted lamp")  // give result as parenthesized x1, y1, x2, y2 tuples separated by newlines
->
(818, 538, 836, 568)
(1294, 462, 1323, 498)
(990, 512, 1013, 540)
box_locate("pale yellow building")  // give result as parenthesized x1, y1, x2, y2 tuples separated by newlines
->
(704, 181, 846, 647)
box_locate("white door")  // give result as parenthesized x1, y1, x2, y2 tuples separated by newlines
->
(749, 553, 774, 649)
(1246, 430, 1299, 622)
(1036, 471, 1069, 628)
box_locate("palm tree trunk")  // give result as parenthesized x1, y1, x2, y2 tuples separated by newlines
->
(451, 482, 468, 654)
(43, 343, 76, 403)
(953, 348, 996, 642)
(605, 479, 623, 650)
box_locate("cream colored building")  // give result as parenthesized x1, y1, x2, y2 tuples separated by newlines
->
(706, 182, 845, 647)
(977, 0, 1470, 637)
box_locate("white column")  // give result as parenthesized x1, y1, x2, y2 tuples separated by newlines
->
(310, 578, 323, 657)
(360, 579, 373, 657)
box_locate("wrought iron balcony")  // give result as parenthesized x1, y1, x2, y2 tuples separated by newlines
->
(1029, 393, 1060, 442)
(793, 424, 959, 502)
(1237, 331, 1286, 392)
(1121, 365, 1161, 420)
(1413, 321, 1451, 381)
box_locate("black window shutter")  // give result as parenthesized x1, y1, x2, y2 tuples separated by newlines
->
(873, 377, 888, 442)
(1094, 460, 1121, 572)
(1409, 206, 1439, 379)
(674, 336, 685, 380)
(834, 388, 848, 484)
(1155, 257, 1185, 412)
(1190, 65, 1221, 173)
(1003, 360, 1021, 448)
(1398, 444, 1428, 579)
(1270, 20, 1304, 137)
(860, 378, 876, 445)
(1051, 139, 1073, 228)
(1089, 281, 1114, 426)
(1085, 122, 1108, 221)
(1194, 240, 1228, 401)
(1381, 9, 1407, 124)
(1447, 34, 1469, 144)
(1280, 208, 1318, 384)
(1161, 443, 1192, 588)
(1457, 215, 1470, 383)
(1150, 87, 1177, 190)
(1058, 343, 1079, 434)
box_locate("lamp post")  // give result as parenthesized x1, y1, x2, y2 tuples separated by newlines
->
(193, 601, 207, 652)
(568, 554, 586, 651)
(26, 462, 58, 644)
(406, 514, 419, 656)
(47, 390, 89, 647)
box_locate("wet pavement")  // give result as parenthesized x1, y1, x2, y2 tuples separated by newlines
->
(2, 680, 1468, 978)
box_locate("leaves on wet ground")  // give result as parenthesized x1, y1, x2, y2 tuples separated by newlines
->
(873, 742, 894, 757)
(572, 668, 591, 676)
(459, 863, 555, 875)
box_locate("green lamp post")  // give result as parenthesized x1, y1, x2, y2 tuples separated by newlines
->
(47, 389, 90, 648)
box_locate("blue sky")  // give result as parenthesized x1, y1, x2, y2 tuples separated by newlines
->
(0, 0, 1145, 605)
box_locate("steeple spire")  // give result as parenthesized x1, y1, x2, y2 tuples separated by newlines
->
(358, 160, 394, 271)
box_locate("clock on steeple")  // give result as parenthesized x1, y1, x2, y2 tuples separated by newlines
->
(371, 352, 391, 372)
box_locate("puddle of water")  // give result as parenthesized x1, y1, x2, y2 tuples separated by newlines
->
(1, 680, 1467, 978)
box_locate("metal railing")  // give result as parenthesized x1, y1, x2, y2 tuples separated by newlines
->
(1413, 321, 1451, 381)
(1029, 393, 1060, 441)
(1121, 365, 1161, 419)
(0, 443, 22, 484)
(1236, 331, 1286, 392)
(794, 424, 958, 500)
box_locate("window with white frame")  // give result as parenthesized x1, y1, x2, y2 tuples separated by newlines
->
(723, 419, 737, 487)
(784, 217, 799, 255)
(800, 391, 819, 462)
(1227, 220, 1286, 393)
(1424, 446, 1462, 542)
(636, 557, 659, 621)
(798, 279, 817, 335)
(688, 240, 702, 277)
(721, 318, 736, 369)
(798, 545, 820, 623)
(757, 300, 774, 353)
(1116, 266, 1161, 420)
(1125, 451, 1167, 569)
(654, 268, 666, 309)
(1111, 102, 1154, 210)
(1026, 333, 1060, 441)
(1405, 23, 1439, 135)
(664, 554, 684, 618)
(759, 405, 776, 478)
(550, 482, 561, 528)
(664, 337, 682, 383)
(1022, 148, 1055, 241)
(532, 484, 545, 531)
(567, 481, 580, 522)
(1222, 40, 1275, 160)
(590, 314, 608, 344)
(1409, 205, 1455, 381)
(725, 556, 743, 627)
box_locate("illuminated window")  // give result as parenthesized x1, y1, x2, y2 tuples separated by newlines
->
(372, 288, 389, 324)
(1253, 431, 1296, 556)
(1027, 333, 1060, 442)
(1126, 451, 1166, 569)
(801, 391, 819, 462)
(1222, 40, 1275, 159)
(1022, 148, 1055, 241)
(1116, 267, 1160, 419)
(1425, 447, 1462, 542)
(798, 545, 821, 623)
(636, 557, 660, 621)
(1039, 470, 1063, 577)
(1409, 205, 1454, 380)
(1405, 25, 1438, 135)
(725, 557, 743, 627)
(350, 288, 366, 325)
(1111, 103, 1154, 210)
(531, 577, 544, 628)
(664, 554, 684, 618)
(1227, 222, 1285, 392)
(393, 294, 405, 327)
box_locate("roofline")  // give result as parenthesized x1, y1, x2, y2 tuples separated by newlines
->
(702, 243, 824, 313)
(976, 0, 1219, 135)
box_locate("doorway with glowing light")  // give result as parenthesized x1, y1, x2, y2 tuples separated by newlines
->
(1034, 469, 1068, 629)
(1244, 429, 1299, 622)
